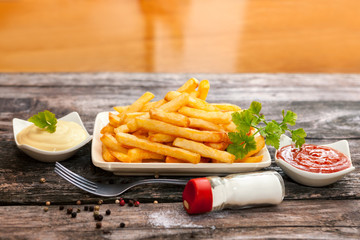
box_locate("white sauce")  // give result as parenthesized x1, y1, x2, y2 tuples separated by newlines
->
(17, 120, 86, 151)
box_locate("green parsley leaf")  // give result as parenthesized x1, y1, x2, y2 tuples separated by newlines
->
(231, 111, 253, 133)
(291, 128, 307, 148)
(28, 110, 57, 133)
(265, 134, 280, 149)
(265, 121, 282, 135)
(282, 110, 297, 126)
(227, 132, 257, 159)
(226, 101, 307, 159)
(248, 101, 262, 115)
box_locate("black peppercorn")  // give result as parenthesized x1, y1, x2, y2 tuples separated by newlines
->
(89, 206, 94, 212)
(105, 209, 111, 215)
(71, 212, 77, 218)
(128, 200, 134, 207)
(97, 215, 103, 221)
(59, 206, 64, 210)
(119, 222, 125, 228)
(96, 222, 102, 229)
(84, 206, 89, 211)
(67, 208, 73, 214)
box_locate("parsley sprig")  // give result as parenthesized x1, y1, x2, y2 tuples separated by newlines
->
(226, 101, 306, 160)
(28, 110, 57, 133)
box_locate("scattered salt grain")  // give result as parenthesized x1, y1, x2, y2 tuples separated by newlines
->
(148, 209, 202, 229)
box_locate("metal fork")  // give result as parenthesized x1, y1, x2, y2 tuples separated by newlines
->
(54, 162, 188, 197)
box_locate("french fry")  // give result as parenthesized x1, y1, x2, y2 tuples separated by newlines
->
(204, 142, 229, 151)
(166, 156, 210, 163)
(128, 148, 165, 162)
(101, 123, 114, 134)
(165, 91, 219, 111)
(158, 92, 189, 112)
(118, 92, 154, 124)
(135, 118, 228, 143)
(132, 129, 149, 140)
(150, 109, 189, 127)
(148, 133, 176, 143)
(177, 78, 199, 93)
(234, 155, 263, 163)
(222, 121, 237, 132)
(116, 132, 201, 163)
(141, 99, 167, 112)
(210, 103, 241, 112)
(188, 118, 223, 132)
(198, 80, 210, 100)
(124, 112, 147, 123)
(126, 119, 139, 132)
(165, 156, 189, 163)
(113, 106, 128, 114)
(189, 91, 199, 98)
(243, 135, 265, 159)
(109, 112, 121, 127)
(114, 124, 130, 134)
(108, 149, 131, 162)
(100, 133, 128, 153)
(179, 106, 231, 124)
(102, 145, 118, 162)
(173, 138, 235, 163)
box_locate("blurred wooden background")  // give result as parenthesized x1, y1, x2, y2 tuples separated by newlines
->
(1, 0, 359, 73)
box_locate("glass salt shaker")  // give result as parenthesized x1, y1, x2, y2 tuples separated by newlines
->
(182, 171, 285, 214)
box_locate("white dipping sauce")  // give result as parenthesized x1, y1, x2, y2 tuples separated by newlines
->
(17, 120, 87, 151)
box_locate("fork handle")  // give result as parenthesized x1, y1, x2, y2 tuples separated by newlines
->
(133, 179, 188, 186)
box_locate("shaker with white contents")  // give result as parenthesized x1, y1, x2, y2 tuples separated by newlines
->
(182, 171, 285, 214)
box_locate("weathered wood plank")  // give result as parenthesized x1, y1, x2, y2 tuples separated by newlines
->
(1, 73, 360, 87)
(0, 138, 358, 205)
(0, 201, 359, 240)
(1, 74, 360, 104)
(1, 98, 360, 140)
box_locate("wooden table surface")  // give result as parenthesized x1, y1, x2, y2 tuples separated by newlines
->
(0, 73, 359, 239)
(1, 0, 360, 73)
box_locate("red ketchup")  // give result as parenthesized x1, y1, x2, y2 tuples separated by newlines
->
(276, 144, 351, 173)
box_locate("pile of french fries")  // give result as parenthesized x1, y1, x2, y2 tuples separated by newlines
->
(100, 78, 265, 164)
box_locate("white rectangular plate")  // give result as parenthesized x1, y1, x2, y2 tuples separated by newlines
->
(91, 112, 271, 176)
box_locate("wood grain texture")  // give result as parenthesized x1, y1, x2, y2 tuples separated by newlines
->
(0, 73, 359, 239)
(0, 201, 359, 239)
(1, 0, 360, 73)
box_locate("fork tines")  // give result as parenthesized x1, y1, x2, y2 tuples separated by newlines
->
(54, 162, 97, 193)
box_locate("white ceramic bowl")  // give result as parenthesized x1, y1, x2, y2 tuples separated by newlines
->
(275, 135, 355, 187)
(13, 112, 92, 162)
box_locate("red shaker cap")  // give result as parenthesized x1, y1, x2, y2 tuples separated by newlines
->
(182, 177, 213, 214)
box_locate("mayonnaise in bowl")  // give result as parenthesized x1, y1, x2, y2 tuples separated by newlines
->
(17, 120, 87, 151)
(13, 112, 92, 162)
